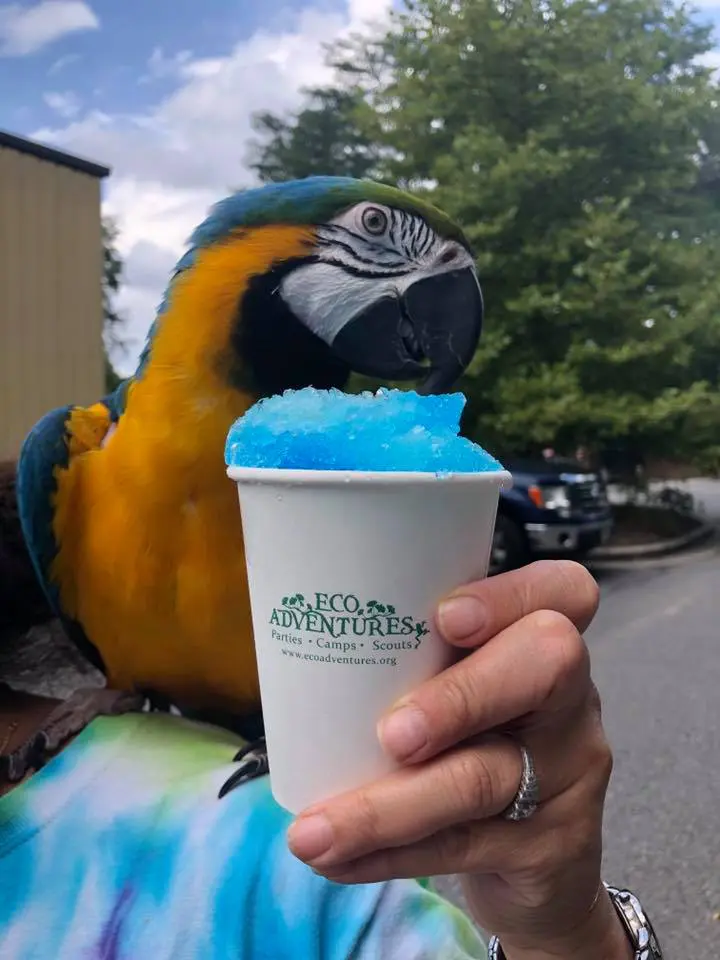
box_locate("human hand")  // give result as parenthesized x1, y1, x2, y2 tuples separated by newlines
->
(287, 560, 632, 959)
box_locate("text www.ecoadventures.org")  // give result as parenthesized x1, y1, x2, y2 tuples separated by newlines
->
(281, 647, 398, 667)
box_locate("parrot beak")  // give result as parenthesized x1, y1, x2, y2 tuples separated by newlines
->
(331, 266, 483, 394)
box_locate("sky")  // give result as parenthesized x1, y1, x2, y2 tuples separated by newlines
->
(0, 0, 392, 373)
(1, 0, 719, 375)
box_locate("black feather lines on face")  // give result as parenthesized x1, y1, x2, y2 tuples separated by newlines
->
(223, 208, 444, 399)
(226, 250, 351, 399)
(319, 217, 427, 271)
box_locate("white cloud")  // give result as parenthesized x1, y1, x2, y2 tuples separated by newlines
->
(0, 1, 98, 57)
(43, 89, 81, 118)
(697, 49, 720, 71)
(139, 46, 194, 84)
(48, 50, 79, 73)
(32, 0, 392, 374)
(348, 0, 391, 22)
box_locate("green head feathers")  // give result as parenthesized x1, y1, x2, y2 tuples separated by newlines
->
(188, 177, 468, 253)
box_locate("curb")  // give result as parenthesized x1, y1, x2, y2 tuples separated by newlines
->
(590, 520, 715, 560)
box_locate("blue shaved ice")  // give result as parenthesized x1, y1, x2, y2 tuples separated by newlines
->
(225, 388, 504, 474)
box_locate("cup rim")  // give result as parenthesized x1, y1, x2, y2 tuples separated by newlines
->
(226, 466, 514, 489)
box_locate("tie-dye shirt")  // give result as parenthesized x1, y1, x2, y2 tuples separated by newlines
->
(0, 711, 487, 959)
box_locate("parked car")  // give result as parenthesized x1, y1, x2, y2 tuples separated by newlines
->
(490, 457, 613, 574)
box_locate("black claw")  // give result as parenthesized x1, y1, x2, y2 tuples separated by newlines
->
(137, 690, 176, 714)
(232, 736, 266, 763)
(218, 737, 269, 799)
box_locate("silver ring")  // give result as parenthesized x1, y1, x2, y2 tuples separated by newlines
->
(502, 744, 539, 821)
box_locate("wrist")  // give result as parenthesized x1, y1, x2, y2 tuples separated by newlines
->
(493, 889, 634, 960)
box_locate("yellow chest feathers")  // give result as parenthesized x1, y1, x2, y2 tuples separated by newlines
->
(50, 224, 319, 714)
(52, 444, 260, 714)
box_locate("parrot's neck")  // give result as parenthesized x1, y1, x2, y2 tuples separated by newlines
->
(103, 225, 324, 500)
(102, 223, 354, 502)
(106, 371, 253, 503)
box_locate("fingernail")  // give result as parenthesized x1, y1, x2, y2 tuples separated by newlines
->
(378, 706, 428, 760)
(287, 814, 333, 862)
(438, 596, 486, 640)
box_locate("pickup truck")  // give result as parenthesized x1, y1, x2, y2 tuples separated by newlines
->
(490, 458, 614, 574)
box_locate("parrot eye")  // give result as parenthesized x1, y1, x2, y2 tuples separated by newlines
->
(361, 206, 389, 236)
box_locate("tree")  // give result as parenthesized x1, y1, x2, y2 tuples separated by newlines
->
(246, 86, 381, 182)
(102, 217, 125, 392)
(327, 0, 720, 471)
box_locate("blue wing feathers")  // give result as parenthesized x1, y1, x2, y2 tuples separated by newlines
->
(101, 380, 130, 420)
(16, 405, 73, 615)
(16, 405, 106, 672)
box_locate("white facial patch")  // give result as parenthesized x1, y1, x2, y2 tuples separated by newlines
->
(279, 201, 475, 345)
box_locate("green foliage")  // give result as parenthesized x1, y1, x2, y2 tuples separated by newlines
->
(360, 0, 720, 468)
(251, 0, 720, 470)
(246, 86, 381, 183)
(102, 217, 125, 392)
(104, 355, 122, 392)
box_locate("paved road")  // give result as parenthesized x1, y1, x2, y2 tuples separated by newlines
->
(588, 540, 720, 957)
(587, 479, 720, 955)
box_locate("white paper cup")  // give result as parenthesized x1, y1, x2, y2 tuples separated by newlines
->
(227, 466, 513, 814)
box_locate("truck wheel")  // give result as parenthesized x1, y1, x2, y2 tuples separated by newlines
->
(489, 516, 529, 576)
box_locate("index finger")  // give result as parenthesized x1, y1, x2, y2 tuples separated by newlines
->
(437, 559, 600, 647)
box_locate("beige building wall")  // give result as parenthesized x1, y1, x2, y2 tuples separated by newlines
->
(0, 133, 110, 461)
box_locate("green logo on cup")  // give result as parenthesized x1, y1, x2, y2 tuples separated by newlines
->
(269, 592, 429, 645)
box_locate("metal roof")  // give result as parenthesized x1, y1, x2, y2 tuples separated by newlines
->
(0, 129, 111, 179)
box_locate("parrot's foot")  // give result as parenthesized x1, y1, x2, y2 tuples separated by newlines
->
(137, 690, 179, 714)
(218, 737, 269, 799)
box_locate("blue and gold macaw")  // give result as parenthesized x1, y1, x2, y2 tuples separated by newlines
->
(16, 178, 483, 756)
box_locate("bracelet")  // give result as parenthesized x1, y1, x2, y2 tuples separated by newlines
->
(485, 936, 506, 959)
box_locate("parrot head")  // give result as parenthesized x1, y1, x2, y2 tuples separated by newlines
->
(136, 177, 483, 401)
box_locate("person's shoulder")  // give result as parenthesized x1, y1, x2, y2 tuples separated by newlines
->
(111, 710, 248, 765)
(88, 710, 272, 808)
(81, 710, 292, 876)
(75, 713, 488, 959)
